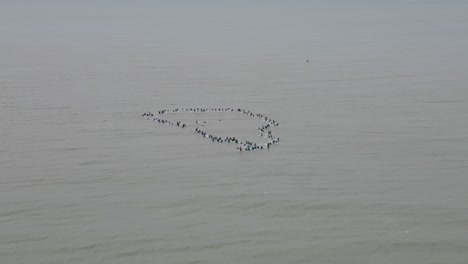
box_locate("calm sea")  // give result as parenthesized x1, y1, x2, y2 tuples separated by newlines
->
(1, 1, 468, 263)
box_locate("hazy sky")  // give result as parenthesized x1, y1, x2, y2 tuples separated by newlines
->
(2, 0, 468, 79)
(2, 1, 467, 43)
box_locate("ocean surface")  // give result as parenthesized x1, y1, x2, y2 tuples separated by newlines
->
(1, 1, 468, 263)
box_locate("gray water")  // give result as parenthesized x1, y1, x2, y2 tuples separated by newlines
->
(2, 1, 468, 263)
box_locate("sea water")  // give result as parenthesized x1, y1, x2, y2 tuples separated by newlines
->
(1, 1, 468, 263)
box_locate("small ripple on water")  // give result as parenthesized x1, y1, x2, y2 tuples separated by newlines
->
(53, 243, 101, 254)
(1, 235, 49, 245)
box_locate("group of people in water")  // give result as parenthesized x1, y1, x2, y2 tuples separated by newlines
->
(142, 107, 280, 151)
(142, 112, 189, 128)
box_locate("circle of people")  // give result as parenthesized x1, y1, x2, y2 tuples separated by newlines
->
(142, 107, 280, 151)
